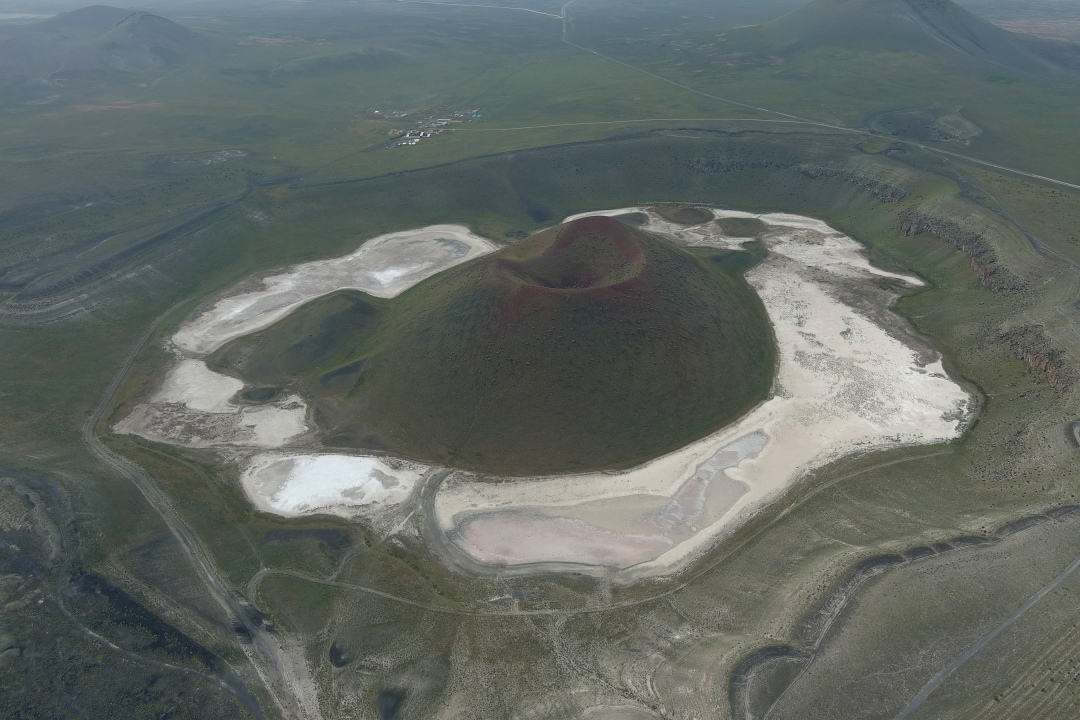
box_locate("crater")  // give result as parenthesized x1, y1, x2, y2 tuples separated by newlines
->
(213, 215, 777, 476)
(497, 215, 646, 290)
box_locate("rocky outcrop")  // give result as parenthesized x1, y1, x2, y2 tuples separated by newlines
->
(686, 156, 907, 203)
(999, 324, 1078, 394)
(797, 165, 908, 202)
(687, 156, 784, 173)
(899, 210, 1030, 295)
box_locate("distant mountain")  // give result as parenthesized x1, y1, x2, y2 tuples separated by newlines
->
(1019, 35, 1080, 71)
(38, 5, 148, 35)
(0, 5, 199, 85)
(755, 0, 1058, 75)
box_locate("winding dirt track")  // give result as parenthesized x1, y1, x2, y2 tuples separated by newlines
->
(894, 547, 1080, 720)
(53, 571, 263, 719)
(81, 300, 279, 720)
(245, 450, 960, 622)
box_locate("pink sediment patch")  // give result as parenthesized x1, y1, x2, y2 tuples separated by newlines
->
(434, 208, 971, 577)
(457, 515, 673, 567)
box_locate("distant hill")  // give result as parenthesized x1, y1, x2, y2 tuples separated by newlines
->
(0, 5, 199, 85)
(211, 216, 777, 476)
(1019, 34, 1080, 71)
(751, 0, 1059, 75)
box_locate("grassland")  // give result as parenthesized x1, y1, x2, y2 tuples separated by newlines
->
(571, 0, 1080, 183)
(2, 0, 1080, 717)
(2, 124, 1073, 717)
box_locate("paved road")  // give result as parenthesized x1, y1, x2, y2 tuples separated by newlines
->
(398, 0, 561, 18)
(478, 117, 840, 131)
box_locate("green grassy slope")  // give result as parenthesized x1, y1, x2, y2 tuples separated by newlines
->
(759, 0, 1054, 74)
(213, 215, 775, 475)
(571, 0, 1080, 183)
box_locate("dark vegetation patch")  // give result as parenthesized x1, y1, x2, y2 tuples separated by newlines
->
(377, 689, 404, 720)
(329, 641, 352, 668)
(270, 48, 407, 77)
(217, 216, 776, 475)
(868, 108, 939, 141)
(68, 571, 220, 671)
(651, 204, 714, 225)
(691, 240, 770, 274)
(319, 358, 366, 393)
(716, 217, 769, 238)
(523, 202, 552, 223)
(0, 471, 254, 719)
(613, 211, 649, 225)
(263, 528, 352, 550)
(867, 107, 982, 146)
(241, 386, 281, 403)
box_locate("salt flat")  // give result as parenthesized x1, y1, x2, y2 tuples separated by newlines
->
(241, 454, 426, 518)
(113, 358, 309, 448)
(173, 224, 497, 356)
(117, 225, 499, 453)
(115, 207, 972, 576)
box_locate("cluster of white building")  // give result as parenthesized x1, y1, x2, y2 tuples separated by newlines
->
(391, 109, 483, 147)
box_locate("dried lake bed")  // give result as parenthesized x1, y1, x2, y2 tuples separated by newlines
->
(115, 208, 973, 579)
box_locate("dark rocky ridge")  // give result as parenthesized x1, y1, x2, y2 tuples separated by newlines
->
(999, 324, 1078, 394)
(796, 164, 908, 202)
(899, 210, 1030, 294)
(899, 212, 1076, 393)
(686, 155, 907, 203)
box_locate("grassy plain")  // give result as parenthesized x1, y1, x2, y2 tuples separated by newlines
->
(572, 0, 1080, 182)
(2, 0, 1080, 718)
(2, 119, 1078, 720)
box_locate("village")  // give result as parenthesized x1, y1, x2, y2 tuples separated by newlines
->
(369, 106, 484, 147)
